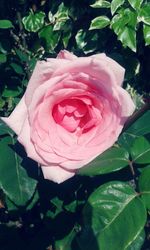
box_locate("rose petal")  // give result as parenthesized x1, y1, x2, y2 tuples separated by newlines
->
(41, 165, 75, 184)
(91, 53, 125, 86)
(25, 59, 70, 106)
(57, 50, 77, 60)
(1, 95, 27, 135)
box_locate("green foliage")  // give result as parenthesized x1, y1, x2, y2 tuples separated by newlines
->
(0, 1, 150, 249)
(22, 11, 45, 32)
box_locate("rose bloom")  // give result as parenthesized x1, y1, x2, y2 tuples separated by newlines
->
(1, 50, 135, 183)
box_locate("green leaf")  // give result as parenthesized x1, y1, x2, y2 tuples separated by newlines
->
(10, 62, 24, 74)
(89, 16, 110, 30)
(111, 9, 137, 51)
(131, 136, 150, 164)
(15, 49, 29, 62)
(128, 0, 144, 10)
(22, 11, 45, 32)
(0, 135, 37, 207)
(126, 230, 145, 250)
(139, 165, 150, 210)
(62, 29, 72, 48)
(0, 20, 14, 29)
(75, 29, 99, 54)
(55, 229, 76, 250)
(0, 119, 13, 136)
(138, 4, 150, 25)
(119, 111, 150, 151)
(53, 2, 70, 31)
(2, 86, 22, 98)
(143, 24, 150, 46)
(90, 0, 110, 8)
(78, 147, 129, 176)
(38, 25, 60, 52)
(0, 53, 7, 63)
(81, 181, 146, 250)
(111, 0, 125, 15)
(118, 26, 136, 52)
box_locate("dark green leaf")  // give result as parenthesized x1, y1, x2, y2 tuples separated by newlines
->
(78, 147, 129, 176)
(131, 136, 150, 164)
(0, 20, 14, 29)
(22, 11, 45, 32)
(2, 86, 22, 98)
(75, 29, 99, 54)
(0, 119, 13, 136)
(10, 62, 24, 74)
(55, 229, 76, 250)
(111, 0, 125, 15)
(119, 111, 150, 150)
(126, 230, 145, 250)
(81, 181, 146, 250)
(0, 136, 37, 207)
(90, 0, 110, 9)
(62, 29, 72, 48)
(139, 165, 150, 210)
(89, 16, 110, 30)
(0, 53, 7, 63)
(143, 24, 150, 46)
(38, 25, 61, 52)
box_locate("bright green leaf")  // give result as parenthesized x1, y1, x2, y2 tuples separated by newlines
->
(90, 0, 110, 8)
(22, 11, 45, 32)
(89, 16, 110, 30)
(0, 135, 37, 207)
(111, 0, 125, 15)
(138, 4, 150, 25)
(128, 0, 144, 10)
(118, 26, 136, 52)
(78, 147, 129, 176)
(0, 53, 7, 63)
(80, 181, 147, 250)
(111, 8, 137, 51)
(131, 136, 150, 164)
(0, 19, 14, 29)
(139, 165, 150, 210)
(143, 24, 150, 46)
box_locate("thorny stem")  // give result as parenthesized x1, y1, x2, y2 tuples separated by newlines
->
(122, 100, 150, 133)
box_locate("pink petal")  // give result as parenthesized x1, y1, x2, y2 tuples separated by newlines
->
(1, 95, 27, 135)
(57, 50, 77, 60)
(41, 165, 75, 183)
(118, 87, 135, 118)
(91, 53, 125, 86)
(18, 118, 47, 165)
(25, 59, 69, 106)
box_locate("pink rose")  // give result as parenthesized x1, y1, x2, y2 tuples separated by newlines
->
(1, 50, 135, 183)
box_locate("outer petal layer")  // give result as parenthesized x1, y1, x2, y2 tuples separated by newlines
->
(41, 165, 75, 184)
(1, 95, 27, 135)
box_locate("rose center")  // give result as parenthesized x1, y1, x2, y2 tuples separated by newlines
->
(52, 98, 98, 133)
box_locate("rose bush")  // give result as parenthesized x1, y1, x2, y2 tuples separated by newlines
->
(1, 50, 135, 183)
